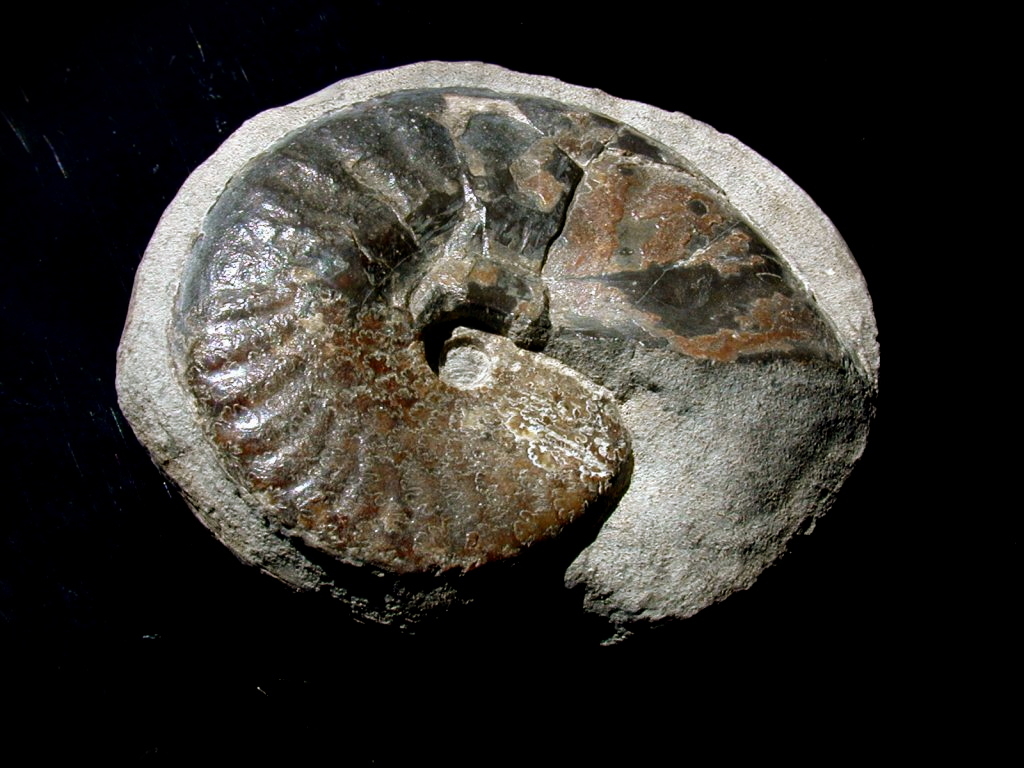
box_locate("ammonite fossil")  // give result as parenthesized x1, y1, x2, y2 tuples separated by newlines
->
(117, 63, 877, 636)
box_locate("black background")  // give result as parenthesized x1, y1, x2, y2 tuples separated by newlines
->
(1, 2, 973, 757)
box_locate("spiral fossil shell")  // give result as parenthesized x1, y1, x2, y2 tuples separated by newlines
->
(118, 63, 877, 631)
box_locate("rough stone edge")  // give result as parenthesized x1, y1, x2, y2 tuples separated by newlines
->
(115, 60, 879, 597)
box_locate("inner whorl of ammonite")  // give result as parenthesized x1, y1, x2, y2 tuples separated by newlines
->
(174, 88, 841, 575)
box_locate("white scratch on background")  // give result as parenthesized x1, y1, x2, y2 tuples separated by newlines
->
(42, 134, 67, 178)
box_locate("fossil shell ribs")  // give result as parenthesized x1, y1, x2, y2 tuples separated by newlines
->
(175, 90, 637, 574)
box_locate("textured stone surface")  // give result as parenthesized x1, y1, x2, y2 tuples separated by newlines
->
(117, 63, 877, 636)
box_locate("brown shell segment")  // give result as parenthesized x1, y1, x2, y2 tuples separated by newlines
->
(545, 151, 840, 362)
(186, 295, 628, 573)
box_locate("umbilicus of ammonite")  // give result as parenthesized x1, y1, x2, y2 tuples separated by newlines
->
(118, 64, 876, 634)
